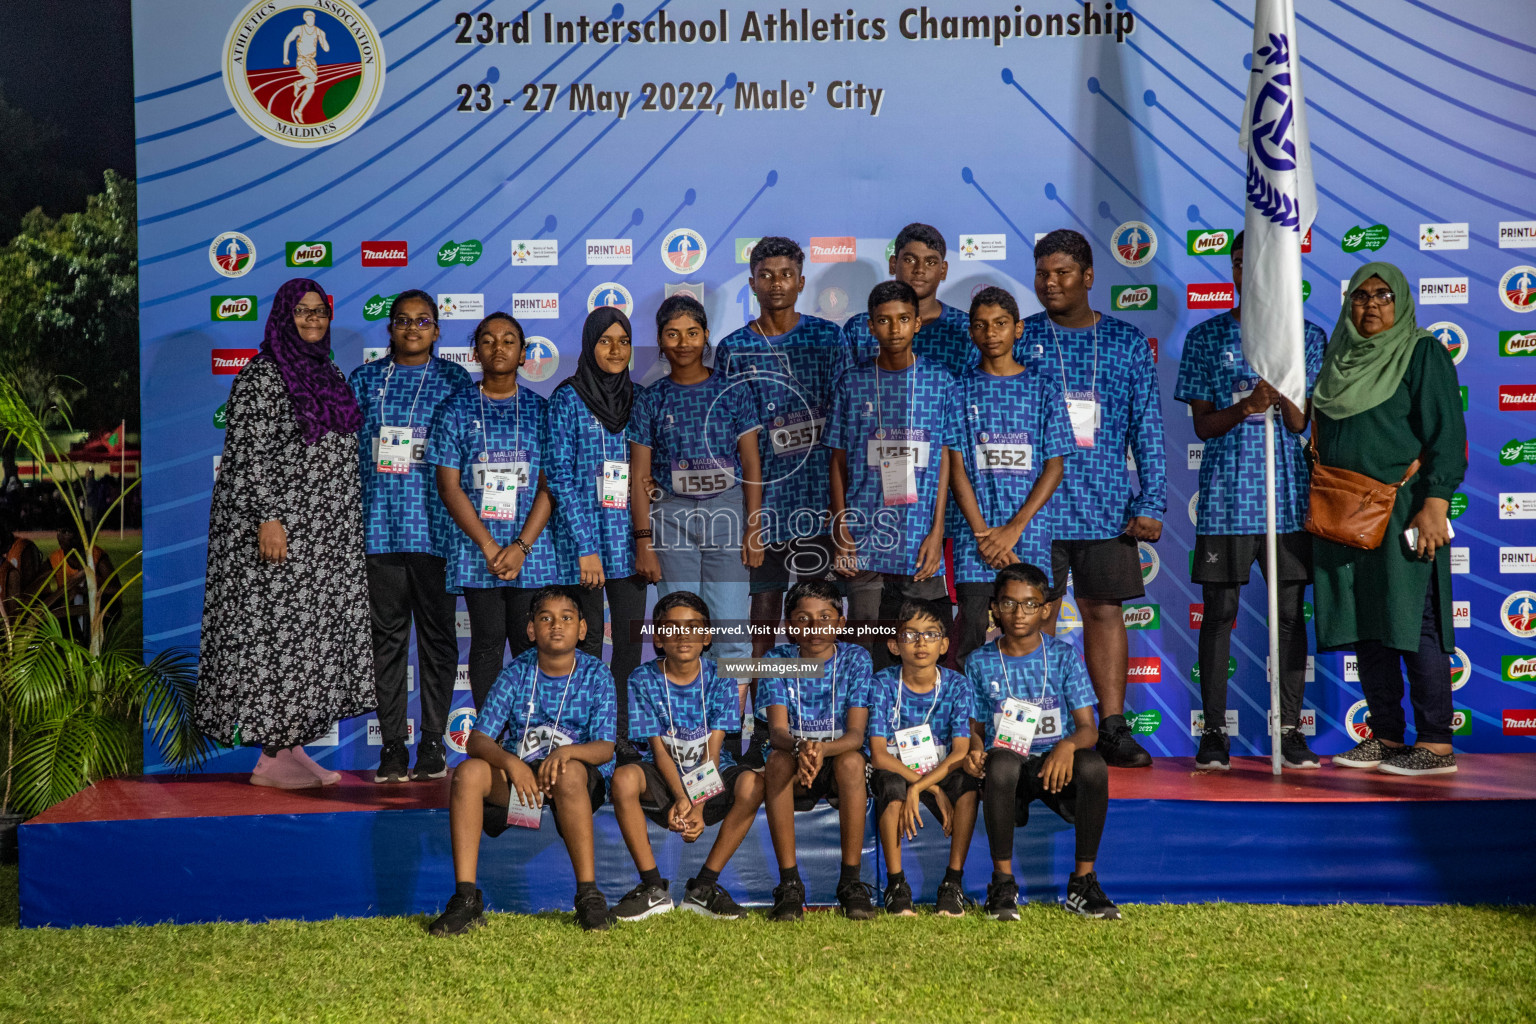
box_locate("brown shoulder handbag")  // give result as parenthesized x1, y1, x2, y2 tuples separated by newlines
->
(1303, 418, 1420, 550)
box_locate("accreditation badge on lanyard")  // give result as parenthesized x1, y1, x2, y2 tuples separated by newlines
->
(893, 723, 941, 775)
(995, 696, 1042, 757)
(1065, 390, 1100, 449)
(376, 426, 417, 474)
(506, 789, 542, 829)
(476, 449, 532, 521)
(868, 429, 929, 507)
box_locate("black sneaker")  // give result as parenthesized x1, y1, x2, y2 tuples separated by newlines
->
(1194, 728, 1230, 771)
(1096, 714, 1153, 768)
(935, 878, 967, 918)
(1065, 871, 1122, 920)
(410, 735, 448, 781)
(1378, 745, 1458, 777)
(612, 880, 673, 921)
(427, 889, 485, 936)
(574, 888, 615, 931)
(1280, 728, 1321, 770)
(883, 877, 915, 917)
(769, 878, 805, 922)
(837, 878, 878, 921)
(681, 878, 747, 920)
(1332, 736, 1388, 769)
(984, 876, 1020, 921)
(374, 739, 410, 784)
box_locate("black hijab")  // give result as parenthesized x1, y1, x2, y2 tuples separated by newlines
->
(558, 306, 633, 434)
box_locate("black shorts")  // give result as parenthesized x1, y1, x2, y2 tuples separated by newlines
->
(633, 760, 752, 827)
(750, 535, 838, 595)
(765, 749, 867, 811)
(1051, 535, 1145, 603)
(1191, 532, 1312, 585)
(481, 759, 605, 839)
(868, 767, 981, 817)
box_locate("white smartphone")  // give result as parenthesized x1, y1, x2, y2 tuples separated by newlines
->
(1403, 522, 1455, 549)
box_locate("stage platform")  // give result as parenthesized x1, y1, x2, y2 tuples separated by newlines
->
(19, 755, 1536, 928)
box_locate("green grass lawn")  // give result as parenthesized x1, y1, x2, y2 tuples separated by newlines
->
(0, 862, 1530, 1024)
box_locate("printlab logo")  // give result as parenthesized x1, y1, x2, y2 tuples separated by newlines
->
(209, 231, 256, 278)
(661, 228, 707, 273)
(1449, 647, 1472, 691)
(362, 293, 399, 321)
(1501, 591, 1536, 639)
(588, 282, 633, 316)
(446, 707, 478, 754)
(955, 234, 1006, 261)
(1499, 547, 1536, 573)
(437, 347, 478, 373)
(361, 240, 408, 266)
(286, 241, 332, 267)
(1110, 284, 1157, 311)
(1340, 224, 1389, 253)
(1187, 443, 1204, 471)
(1500, 265, 1536, 313)
(519, 337, 559, 383)
(1137, 542, 1160, 585)
(511, 239, 558, 266)
(1429, 322, 1468, 366)
(1500, 331, 1536, 357)
(1419, 222, 1468, 250)
(210, 295, 257, 321)
(1418, 277, 1468, 305)
(222, 0, 385, 148)
(437, 240, 483, 267)
(1111, 221, 1156, 268)
(512, 292, 559, 320)
(1500, 221, 1536, 249)
(585, 239, 633, 265)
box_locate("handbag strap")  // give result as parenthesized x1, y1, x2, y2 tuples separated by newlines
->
(1312, 414, 1421, 489)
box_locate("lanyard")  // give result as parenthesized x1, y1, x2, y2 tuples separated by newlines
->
(588, 407, 624, 462)
(477, 383, 521, 463)
(748, 318, 796, 379)
(893, 667, 941, 728)
(873, 357, 917, 435)
(518, 659, 576, 752)
(380, 358, 432, 430)
(659, 656, 710, 739)
(1046, 315, 1099, 397)
(999, 640, 1049, 705)
(794, 645, 838, 732)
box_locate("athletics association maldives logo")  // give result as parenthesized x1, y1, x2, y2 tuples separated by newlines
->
(588, 282, 633, 317)
(1502, 591, 1536, 638)
(446, 707, 478, 754)
(1449, 647, 1472, 691)
(519, 338, 559, 383)
(1429, 322, 1468, 366)
(223, 0, 385, 149)
(1345, 699, 1373, 741)
(661, 229, 707, 273)
(209, 231, 256, 278)
(1137, 541, 1160, 585)
(1111, 221, 1156, 268)
(1501, 265, 1536, 313)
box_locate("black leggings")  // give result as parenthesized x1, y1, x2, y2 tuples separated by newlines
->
(982, 746, 1108, 863)
(1198, 580, 1307, 729)
(574, 573, 650, 738)
(462, 586, 536, 708)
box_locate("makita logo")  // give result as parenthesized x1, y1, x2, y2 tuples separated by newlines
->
(1503, 711, 1536, 735)
(1500, 386, 1536, 410)
(211, 348, 257, 374)
(1187, 284, 1235, 309)
(1127, 657, 1161, 681)
(808, 237, 856, 262)
(1189, 603, 1204, 629)
(361, 241, 408, 266)
(215, 297, 252, 319)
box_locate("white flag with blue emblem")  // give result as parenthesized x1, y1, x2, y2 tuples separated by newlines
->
(1238, 0, 1316, 409)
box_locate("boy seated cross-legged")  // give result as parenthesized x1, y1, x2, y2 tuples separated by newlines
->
(429, 585, 618, 936)
(867, 600, 981, 916)
(610, 591, 766, 921)
(964, 564, 1120, 922)
(759, 580, 877, 921)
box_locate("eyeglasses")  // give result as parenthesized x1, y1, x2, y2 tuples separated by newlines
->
(293, 305, 332, 320)
(896, 630, 945, 643)
(898, 254, 943, 269)
(995, 598, 1046, 614)
(391, 316, 437, 330)
(1349, 289, 1395, 308)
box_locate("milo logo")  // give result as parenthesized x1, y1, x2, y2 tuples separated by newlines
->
(1111, 284, 1157, 311)
(1341, 224, 1390, 253)
(363, 293, 400, 321)
(285, 241, 332, 267)
(1500, 331, 1536, 357)
(1451, 709, 1472, 736)
(1186, 229, 1233, 255)
(1503, 656, 1536, 681)
(437, 239, 484, 267)
(211, 295, 257, 321)
(1122, 604, 1160, 629)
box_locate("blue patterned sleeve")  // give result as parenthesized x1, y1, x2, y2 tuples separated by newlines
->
(865, 667, 898, 739)
(585, 661, 618, 744)
(1304, 321, 1327, 396)
(844, 645, 875, 711)
(730, 378, 760, 439)
(935, 371, 961, 449)
(1038, 373, 1077, 461)
(546, 392, 601, 559)
(627, 664, 658, 743)
(964, 651, 990, 724)
(1173, 324, 1213, 405)
(756, 670, 786, 710)
(707, 667, 740, 731)
(1125, 332, 1168, 521)
(626, 384, 656, 449)
(426, 394, 461, 469)
(472, 665, 519, 743)
(823, 375, 851, 451)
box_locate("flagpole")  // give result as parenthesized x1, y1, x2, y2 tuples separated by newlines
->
(1264, 407, 1282, 775)
(118, 419, 126, 540)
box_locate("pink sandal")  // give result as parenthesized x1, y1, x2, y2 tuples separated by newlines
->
(250, 748, 321, 790)
(288, 745, 342, 786)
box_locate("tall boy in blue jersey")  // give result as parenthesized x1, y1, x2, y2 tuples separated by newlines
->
(350, 290, 474, 783)
(948, 286, 1074, 666)
(428, 586, 618, 935)
(827, 281, 957, 670)
(843, 222, 976, 377)
(1174, 232, 1326, 770)
(1014, 230, 1166, 768)
(715, 236, 853, 660)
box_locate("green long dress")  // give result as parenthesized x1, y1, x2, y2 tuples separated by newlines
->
(1312, 334, 1466, 654)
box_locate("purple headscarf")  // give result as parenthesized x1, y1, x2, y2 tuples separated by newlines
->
(255, 278, 363, 445)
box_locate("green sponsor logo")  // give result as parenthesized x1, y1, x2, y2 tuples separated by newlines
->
(1341, 224, 1390, 253)
(1110, 284, 1157, 311)
(1302, 279, 1312, 302)
(437, 239, 483, 267)
(736, 237, 761, 263)
(1303, 601, 1314, 623)
(1502, 655, 1536, 682)
(1126, 710, 1161, 735)
(285, 241, 332, 267)
(213, 403, 227, 430)
(1500, 330, 1536, 357)
(1449, 493, 1468, 519)
(1123, 603, 1160, 629)
(363, 293, 399, 322)
(1190, 657, 1237, 683)
(1501, 438, 1536, 466)
(210, 295, 257, 321)
(1186, 229, 1233, 255)
(1451, 709, 1472, 736)
(884, 239, 896, 262)
(1459, 386, 1468, 411)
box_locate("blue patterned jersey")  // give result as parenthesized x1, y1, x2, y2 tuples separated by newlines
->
(1013, 312, 1167, 539)
(965, 636, 1096, 755)
(427, 384, 567, 591)
(473, 648, 618, 778)
(845, 303, 977, 377)
(867, 665, 974, 758)
(626, 658, 741, 771)
(949, 366, 1078, 583)
(755, 642, 873, 741)
(824, 356, 959, 576)
(1174, 313, 1326, 536)
(349, 356, 474, 557)
(545, 385, 635, 579)
(716, 315, 853, 544)
(627, 372, 760, 500)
